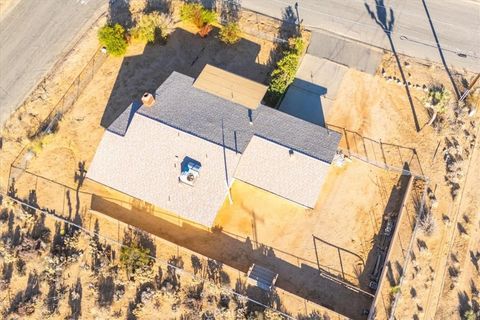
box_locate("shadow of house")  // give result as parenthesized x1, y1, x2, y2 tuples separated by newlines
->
(100, 27, 267, 129)
(358, 164, 411, 289)
(279, 78, 327, 127)
(91, 195, 373, 319)
(312, 235, 365, 283)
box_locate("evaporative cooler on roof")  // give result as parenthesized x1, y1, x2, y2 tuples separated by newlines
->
(179, 159, 201, 186)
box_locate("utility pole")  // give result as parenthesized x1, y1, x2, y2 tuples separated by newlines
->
(294, 2, 302, 34)
(459, 73, 480, 102)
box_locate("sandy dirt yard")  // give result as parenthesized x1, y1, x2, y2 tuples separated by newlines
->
(325, 52, 480, 320)
(1, 196, 306, 320)
(2, 15, 348, 320)
(1, 3, 479, 319)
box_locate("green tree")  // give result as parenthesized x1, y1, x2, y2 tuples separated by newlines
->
(131, 12, 169, 43)
(424, 85, 451, 126)
(219, 22, 241, 45)
(266, 37, 304, 106)
(120, 244, 151, 278)
(180, 3, 217, 29)
(463, 309, 476, 320)
(97, 24, 127, 56)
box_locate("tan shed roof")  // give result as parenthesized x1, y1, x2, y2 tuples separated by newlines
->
(193, 64, 267, 109)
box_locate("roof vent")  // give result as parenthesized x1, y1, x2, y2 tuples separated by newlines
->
(179, 159, 201, 186)
(142, 92, 155, 107)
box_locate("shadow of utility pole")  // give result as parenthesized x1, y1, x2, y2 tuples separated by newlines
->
(420, 0, 460, 99)
(365, 0, 421, 132)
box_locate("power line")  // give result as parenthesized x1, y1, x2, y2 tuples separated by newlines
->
(265, 0, 479, 56)
(336, 0, 479, 29)
(280, 0, 479, 30)
(0, 192, 299, 320)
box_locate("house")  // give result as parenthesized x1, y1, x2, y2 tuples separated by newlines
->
(86, 65, 341, 227)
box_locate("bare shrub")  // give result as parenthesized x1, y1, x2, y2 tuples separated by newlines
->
(419, 208, 436, 236)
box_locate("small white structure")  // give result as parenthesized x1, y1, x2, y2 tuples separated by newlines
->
(247, 264, 278, 291)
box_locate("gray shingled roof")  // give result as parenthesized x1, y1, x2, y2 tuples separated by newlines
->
(108, 72, 258, 154)
(106, 71, 340, 163)
(255, 105, 341, 163)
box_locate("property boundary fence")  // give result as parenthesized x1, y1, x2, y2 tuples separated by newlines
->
(9, 46, 108, 185)
(0, 192, 296, 319)
(1, 185, 346, 319)
(367, 176, 428, 320)
(326, 123, 427, 179)
(4, 166, 348, 320)
(387, 180, 429, 319)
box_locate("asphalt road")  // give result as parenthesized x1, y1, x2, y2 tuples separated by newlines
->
(243, 0, 480, 73)
(0, 0, 104, 127)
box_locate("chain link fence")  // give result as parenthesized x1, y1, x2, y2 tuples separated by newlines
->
(9, 47, 108, 187)
(3, 167, 346, 319)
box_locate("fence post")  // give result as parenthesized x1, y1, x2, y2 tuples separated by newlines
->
(76, 76, 80, 99)
(92, 53, 96, 79)
(380, 139, 388, 168)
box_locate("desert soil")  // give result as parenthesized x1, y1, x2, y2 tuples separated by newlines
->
(325, 52, 480, 320)
(1, 11, 347, 320)
(1, 3, 479, 320)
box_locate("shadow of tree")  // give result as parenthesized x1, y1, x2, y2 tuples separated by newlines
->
(1, 262, 13, 284)
(98, 274, 115, 307)
(207, 259, 224, 284)
(297, 310, 332, 320)
(126, 281, 156, 319)
(50, 221, 82, 260)
(22, 190, 38, 215)
(470, 250, 480, 273)
(162, 255, 182, 292)
(123, 227, 157, 257)
(28, 212, 51, 243)
(1, 209, 15, 245)
(457, 291, 472, 317)
(191, 254, 203, 276)
(7, 177, 18, 199)
(108, 0, 133, 29)
(144, 0, 173, 14)
(219, 0, 241, 23)
(280, 5, 300, 39)
(8, 271, 41, 315)
(100, 27, 269, 129)
(68, 278, 82, 320)
(45, 280, 66, 315)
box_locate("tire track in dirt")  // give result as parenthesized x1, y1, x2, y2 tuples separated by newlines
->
(423, 123, 480, 320)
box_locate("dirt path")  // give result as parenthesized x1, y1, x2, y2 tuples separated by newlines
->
(427, 124, 480, 319)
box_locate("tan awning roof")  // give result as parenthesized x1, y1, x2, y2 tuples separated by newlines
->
(193, 64, 267, 109)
